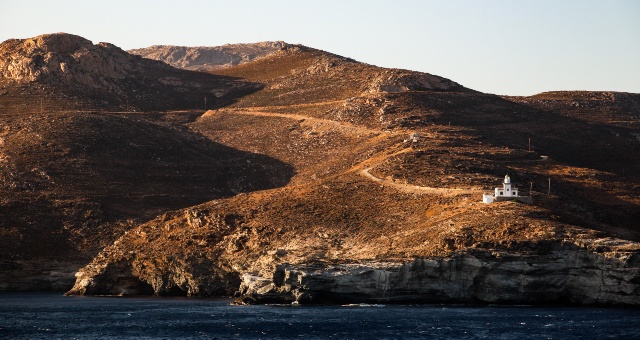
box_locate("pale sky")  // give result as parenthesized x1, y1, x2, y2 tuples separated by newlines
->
(1, 0, 638, 96)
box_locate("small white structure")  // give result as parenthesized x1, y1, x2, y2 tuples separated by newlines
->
(495, 175, 518, 198)
(483, 174, 531, 204)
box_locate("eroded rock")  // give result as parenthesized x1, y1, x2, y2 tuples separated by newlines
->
(236, 246, 640, 305)
(367, 69, 464, 93)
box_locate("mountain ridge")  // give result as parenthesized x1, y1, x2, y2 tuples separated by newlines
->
(128, 41, 289, 71)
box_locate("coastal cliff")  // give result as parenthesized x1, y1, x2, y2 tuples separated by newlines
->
(237, 245, 640, 305)
(65, 180, 640, 305)
(66, 234, 640, 305)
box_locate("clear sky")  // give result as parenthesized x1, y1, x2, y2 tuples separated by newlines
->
(1, 0, 638, 96)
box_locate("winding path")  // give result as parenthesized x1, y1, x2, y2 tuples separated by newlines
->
(208, 106, 486, 197)
(357, 148, 483, 197)
(205, 107, 382, 136)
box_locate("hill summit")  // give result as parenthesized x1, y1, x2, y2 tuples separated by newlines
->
(1, 33, 137, 86)
(0, 33, 260, 112)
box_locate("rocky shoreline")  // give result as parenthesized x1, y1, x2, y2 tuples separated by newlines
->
(234, 247, 640, 306)
(65, 239, 640, 306)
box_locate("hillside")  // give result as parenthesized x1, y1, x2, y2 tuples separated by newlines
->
(64, 44, 640, 305)
(1, 33, 638, 304)
(0, 111, 294, 290)
(201, 47, 640, 235)
(504, 91, 640, 128)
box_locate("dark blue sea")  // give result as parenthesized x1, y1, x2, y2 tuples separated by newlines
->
(1, 293, 639, 339)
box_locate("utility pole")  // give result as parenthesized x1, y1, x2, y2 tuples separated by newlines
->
(547, 178, 551, 196)
(528, 138, 531, 152)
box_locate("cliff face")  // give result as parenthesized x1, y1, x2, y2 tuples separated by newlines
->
(237, 245, 640, 306)
(66, 209, 640, 305)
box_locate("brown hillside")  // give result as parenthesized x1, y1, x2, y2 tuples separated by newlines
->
(1, 34, 638, 301)
(0, 110, 293, 289)
(211, 45, 466, 107)
(66, 45, 640, 300)
(212, 47, 640, 186)
(0, 33, 285, 289)
(504, 91, 640, 127)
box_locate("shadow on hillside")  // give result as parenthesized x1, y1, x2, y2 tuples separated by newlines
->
(0, 72, 264, 114)
(395, 92, 640, 182)
(389, 91, 640, 239)
(89, 70, 265, 112)
(0, 112, 295, 262)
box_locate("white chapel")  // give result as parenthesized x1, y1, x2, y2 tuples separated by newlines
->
(495, 174, 518, 198)
(483, 175, 520, 204)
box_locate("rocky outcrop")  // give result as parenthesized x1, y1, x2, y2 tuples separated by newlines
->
(128, 42, 288, 71)
(1, 33, 144, 91)
(64, 210, 248, 297)
(236, 245, 640, 305)
(66, 252, 240, 297)
(366, 69, 464, 94)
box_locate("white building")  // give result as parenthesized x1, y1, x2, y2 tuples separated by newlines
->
(483, 175, 528, 204)
(495, 175, 518, 198)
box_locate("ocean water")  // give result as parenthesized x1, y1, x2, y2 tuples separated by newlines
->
(1, 293, 639, 339)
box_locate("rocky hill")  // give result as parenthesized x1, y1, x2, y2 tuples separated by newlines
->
(67, 44, 640, 305)
(129, 41, 288, 71)
(1, 34, 639, 305)
(0, 33, 260, 112)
